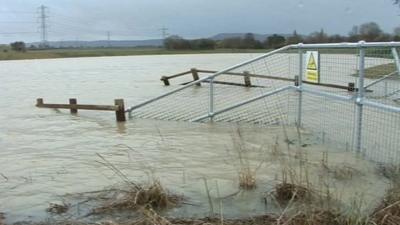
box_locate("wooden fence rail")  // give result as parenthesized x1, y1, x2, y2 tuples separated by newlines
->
(160, 68, 357, 92)
(36, 98, 126, 122)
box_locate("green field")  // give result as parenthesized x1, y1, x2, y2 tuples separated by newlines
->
(0, 46, 269, 61)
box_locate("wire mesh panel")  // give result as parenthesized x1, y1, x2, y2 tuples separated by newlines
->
(361, 105, 400, 163)
(129, 47, 298, 123)
(208, 88, 296, 126)
(318, 49, 359, 88)
(299, 92, 356, 151)
(129, 84, 210, 121)
(364, 47, 400, 107)
(209, 50, 297, 124)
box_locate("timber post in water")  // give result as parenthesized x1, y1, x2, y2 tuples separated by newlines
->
(160, 76, 169, 86)
(191, 68, 201, 86)
(69, 98, 78, 114)
(243, 71, 251, 87)
(294, 75, 300, 86)
(348, 82, 355, 92)
(36, 98, 126, 122)
(114, 99, 126, 122)
(160, 76, 170, 86)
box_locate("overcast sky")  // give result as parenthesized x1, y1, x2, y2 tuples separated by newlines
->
(0, 0, 399, 43)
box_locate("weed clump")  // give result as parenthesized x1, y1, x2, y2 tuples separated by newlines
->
(377, 163, 400, 181)
(284, 209, 341, 225)
(371, 186, 400, 225)
(46, 202, 70, 214)
(0, 212, 4, 225)
(273, 182, 311, 203)
(227, 127, 266, 190)
(91, 180, 182, 215)
(331, 165, 359, 180)
(238, 168, 256, 190)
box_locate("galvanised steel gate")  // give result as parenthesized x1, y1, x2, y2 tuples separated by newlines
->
(126, 42, 400, 163)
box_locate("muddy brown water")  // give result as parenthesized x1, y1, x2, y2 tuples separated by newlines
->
(0, 54, 391, 223)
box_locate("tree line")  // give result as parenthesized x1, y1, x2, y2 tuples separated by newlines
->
(164, 22, 400, 50)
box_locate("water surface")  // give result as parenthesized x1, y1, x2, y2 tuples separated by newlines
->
(0, 54, 391, 223)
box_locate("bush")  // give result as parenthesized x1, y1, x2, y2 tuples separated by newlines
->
(10, 41, 26, 52)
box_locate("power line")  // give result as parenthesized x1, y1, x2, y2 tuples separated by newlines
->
(51, 21, 105, 34)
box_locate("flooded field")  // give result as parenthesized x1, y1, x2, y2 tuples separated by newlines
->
(0, 54, 398, 224)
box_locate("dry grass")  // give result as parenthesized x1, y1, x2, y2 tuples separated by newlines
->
(52, 153, 185, 217)
(371, 164, 400, 225)
(272, 182, 312, 203)
(320, 162, 362, 181)
(364, 63, 397, 79)
(46, 202, 70, 214)
(15, 183, 400, 225)
(238, 168, 257, 190)
(23, 215, 277, 225)
(331, 165, 360, 180)
(90, 180, 182, 215)
(283, 209, 341, 225)
(0, 212, 4, 225)
(354, 63, 397, 79)
(370, 185, 400, 225)
(377, 164, 400, 181)
(13, 129, 400, 225)
(227, 127, 267, 190)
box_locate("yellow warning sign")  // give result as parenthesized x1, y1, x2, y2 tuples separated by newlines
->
(305, 51, 319, 83)
(307, 54, 317, 70)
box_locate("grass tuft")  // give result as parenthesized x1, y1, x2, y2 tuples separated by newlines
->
(273, 182, 312, 203)
(46, 202, 70, 214)
(0, 212, 4, 225)
(90, 180, 182, 215)
(371, 185, 400, 225)
(285, 209, 341, 225)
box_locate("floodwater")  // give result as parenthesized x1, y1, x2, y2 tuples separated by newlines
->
(0, 54, 392, 223)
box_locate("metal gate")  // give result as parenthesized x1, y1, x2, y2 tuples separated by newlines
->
(126, 42, 400, 163)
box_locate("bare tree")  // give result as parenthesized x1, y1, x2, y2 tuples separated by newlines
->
(286, 30, 303, 44)
(394, 26, 400, 36)
(358, 22, 382, 41)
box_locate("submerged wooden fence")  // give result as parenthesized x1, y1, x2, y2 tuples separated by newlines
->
(36, 98, 126, 121)
(34, 68, 358, 123)
(160, 68, 357, 91)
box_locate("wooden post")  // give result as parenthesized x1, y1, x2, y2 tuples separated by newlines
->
(191, 68, 201, 86)
(114, 99, 126, 122)
(69, 98, 78, 114)
(243, 71, 251, 87)
(348, 82, 355, 92)
(294, 75, 300, 86)
(160, 76, 170, 86)
(36, 98, 44, 106)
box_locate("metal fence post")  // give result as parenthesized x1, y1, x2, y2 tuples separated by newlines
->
(355, 41, 366, 153)
(209, 77, 215, 121)
(391, 48, 400, 74)
(297, 44, 304, 127)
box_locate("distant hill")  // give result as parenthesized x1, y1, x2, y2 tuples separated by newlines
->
(29, 39, 163, 48)
(209, 33, 291, 41)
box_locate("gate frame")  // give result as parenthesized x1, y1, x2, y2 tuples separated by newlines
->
(126, 41, 400, 152)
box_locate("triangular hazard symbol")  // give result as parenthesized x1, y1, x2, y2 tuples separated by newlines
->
(307, 53, 317, 70)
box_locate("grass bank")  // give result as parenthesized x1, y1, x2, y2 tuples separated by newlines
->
(0, 47, 269, 61)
